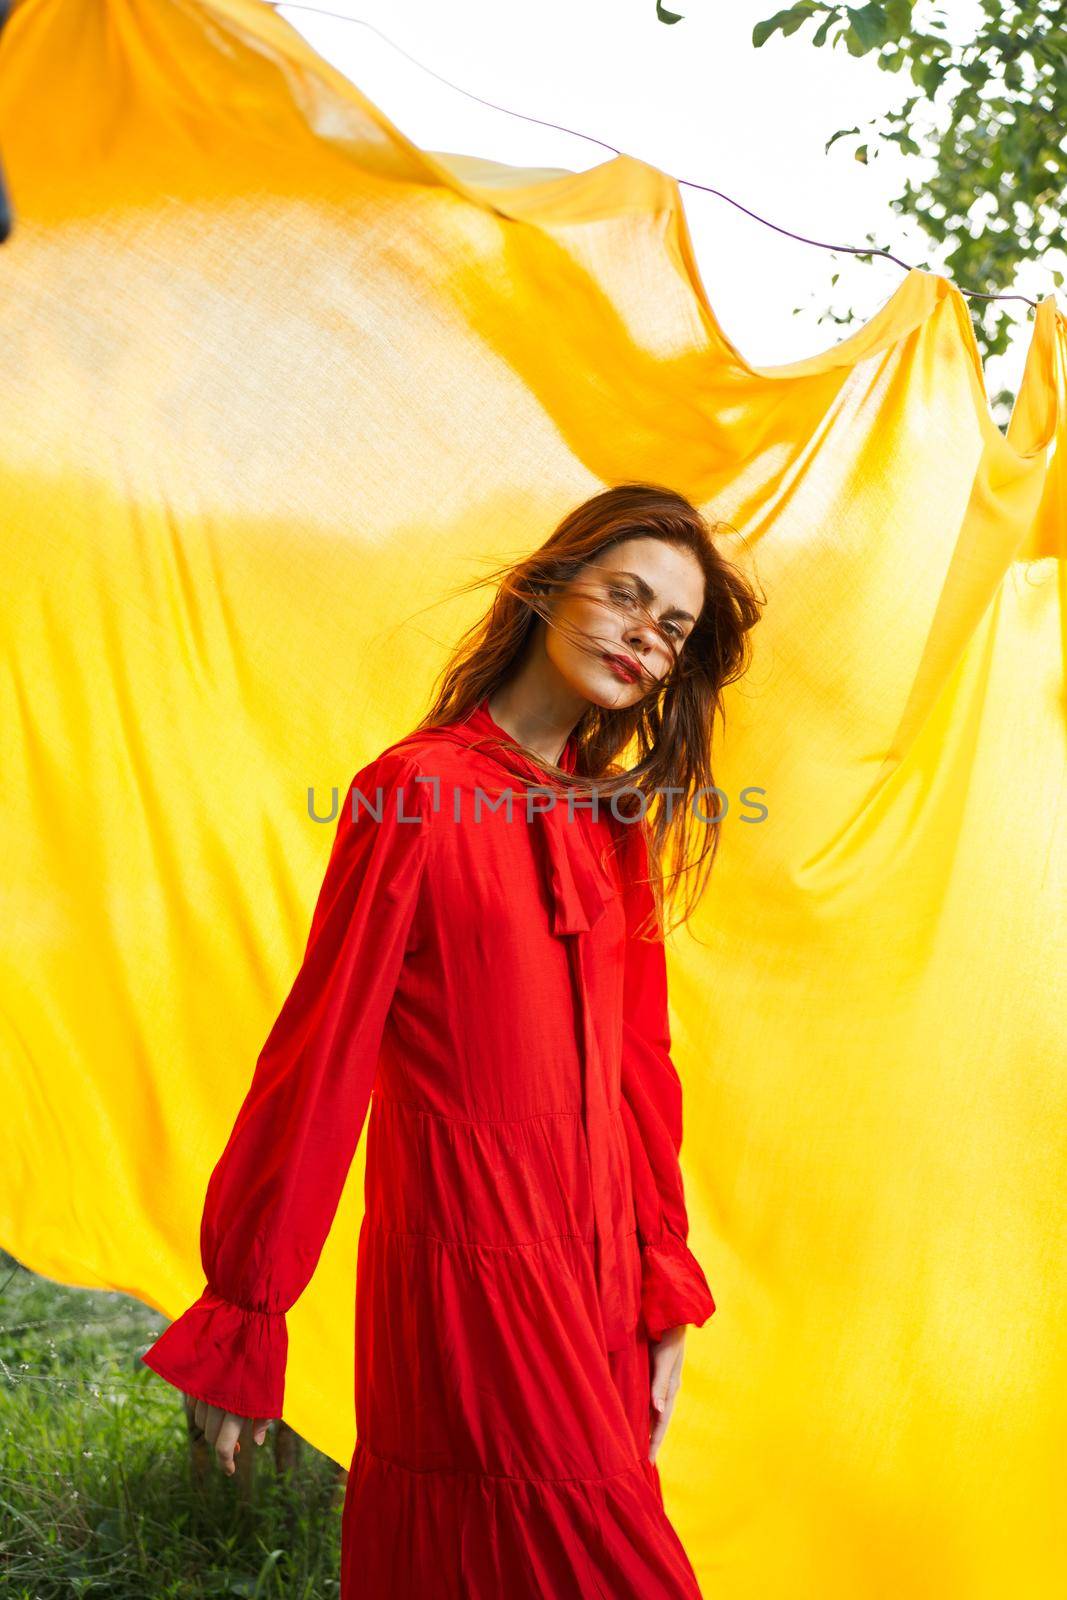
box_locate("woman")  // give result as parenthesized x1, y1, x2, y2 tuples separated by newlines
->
(143, 481, 763, 1597)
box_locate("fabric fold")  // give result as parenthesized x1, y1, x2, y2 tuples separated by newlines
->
(141, 1283, 288, 1420)
(615, 815, 718, 1342)
(639, 1232, 717, 1345)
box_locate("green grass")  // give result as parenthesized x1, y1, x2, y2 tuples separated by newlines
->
(0, 1252, 343, 1597)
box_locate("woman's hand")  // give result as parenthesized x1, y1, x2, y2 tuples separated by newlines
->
(188, 1394, 272, 1476)
(648, 1324, 686, 1463)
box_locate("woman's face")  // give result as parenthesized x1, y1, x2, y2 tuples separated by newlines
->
(545, 536, 705, 711)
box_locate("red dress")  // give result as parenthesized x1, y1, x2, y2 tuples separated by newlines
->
(143, 695, 716, 1597)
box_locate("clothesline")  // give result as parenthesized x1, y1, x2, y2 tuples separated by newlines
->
(268, 0, 1039, 312)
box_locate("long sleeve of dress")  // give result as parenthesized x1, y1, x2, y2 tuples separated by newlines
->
(616, 820, 717, 1343)
(141, 747, 431, 1420)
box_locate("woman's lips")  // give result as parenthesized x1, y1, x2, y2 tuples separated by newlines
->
(603, 652, 641, 683)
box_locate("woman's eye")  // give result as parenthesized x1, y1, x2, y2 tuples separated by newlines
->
(609, 585, 683, 643)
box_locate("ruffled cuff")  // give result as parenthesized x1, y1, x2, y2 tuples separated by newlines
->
(141, 1284, 287, 1419)
(639, 1231, 717, 1342)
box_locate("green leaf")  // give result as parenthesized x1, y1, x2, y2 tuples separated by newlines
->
(252, 1551, 286, 1600)
(825, 124, 861, 153)
(656, 0, 685, 21)
(885, 0, 913, 34)
(848, 3, 889, 51)
(921, 57, 950, 92)
(752, 4, 816, 48)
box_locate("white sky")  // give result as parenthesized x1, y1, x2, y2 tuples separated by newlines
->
(275, 0, 1060, 419)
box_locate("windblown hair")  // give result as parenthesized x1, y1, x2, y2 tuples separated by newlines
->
(413, 482, 765, 939)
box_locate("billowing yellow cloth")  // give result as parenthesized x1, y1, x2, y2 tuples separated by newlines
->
(1, 0, 1064, 1593)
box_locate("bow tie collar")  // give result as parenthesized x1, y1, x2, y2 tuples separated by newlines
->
(439, 698, 616, 936)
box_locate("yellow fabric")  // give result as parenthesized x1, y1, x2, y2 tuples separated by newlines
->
(1, 0, 1064, 1592)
